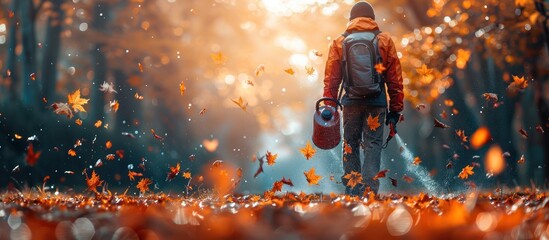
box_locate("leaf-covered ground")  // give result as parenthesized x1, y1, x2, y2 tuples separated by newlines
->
(1, 190, 548, 239)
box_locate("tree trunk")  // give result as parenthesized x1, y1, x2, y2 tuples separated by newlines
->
(90, 3, 110, 121)
(19, 0, 40, 107)
(3, 0, 19, 101)
(40, 0, 63, 102)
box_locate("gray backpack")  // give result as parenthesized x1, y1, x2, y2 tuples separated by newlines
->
(340, 30, 383, 100)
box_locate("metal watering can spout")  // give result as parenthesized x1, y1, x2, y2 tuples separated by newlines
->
(312, 98, 342, 150)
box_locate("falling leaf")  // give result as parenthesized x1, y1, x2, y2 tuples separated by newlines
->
(508, 75, 528, 91)
(246, 80, 254, 86)
(166, 163, 180, 181)
(115, 150, 124, 158)
(266, 151, 278, 166)
(518, 129, 528, 139)
(99, 82, 118, 94)
(373, 169, 389, 180)
(85, 170, 103, 194)
(68, 149, 76, 157)
(343, 171, 363, 188)
(210, 52, 226, 64)
(134, 92, 144, 100)
(182, 171, 192, 179)
(402, 175, 414, 183)
(128, 171, 142, 181)
(199, 108, 207, 115)
(471, 126, 491, 149)
(202, 139, 219, 152)
(312, 49, 323, 57)
(64, 171, 75, 175)
(482, 93, 498, 102)
(517, 155, 525, 164)
(67, 89, 89, 113)
(30, 73, 36, 81)
(179, 81, 186, 96)
(138, 62, 144, 72)
(434, 118, 450, 128)
(95, 159, 103, 167)
(374, 63, 386, 74)
(300, 141, 316, 160)
(367, 114, 381, 131)
(271, 181, 284, 192)
(413, 157, 422, 165)
(343, 141, 353, 155)
(280, 177, 293, 186)
(232, 96, 248, 111)
(440, 110, 448, 119)
(253, 155, 265, 178)
(415, 104, 426, 111)
(284, 68, 295, 75)
(416, 64, 433, 76)
(109, 100, 119, 112)
(304, 167, 322, 185)
(105, 141, 112, 149)
(458, 165, 474, 179)
(51, 103, 74, 119)
(14, 134, 22, 139)
(485, 145, 504, 175)
(106, 154, 115, 161)
(535, 124, 545, 134)
(25, 143, 41, 166)
(94, 120, 103, 128)
(390, 177, 398, 187)
(75, 119, 83, 126)
(305, 66, 315, 76)
(136, 178, 152, 194)
(150, 129, 164, 140)
(254, 64, 265, 77)
(455, 130, 468, 143)
(444, 99, 454, 107)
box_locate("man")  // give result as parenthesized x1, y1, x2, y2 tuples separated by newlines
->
(323, 1, 404, 195)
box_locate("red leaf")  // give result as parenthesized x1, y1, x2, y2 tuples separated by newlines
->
(373, 169, 389, 180)
(434, 118, 450, 128)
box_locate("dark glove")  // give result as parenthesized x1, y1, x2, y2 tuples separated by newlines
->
(386, 112, 401, 126)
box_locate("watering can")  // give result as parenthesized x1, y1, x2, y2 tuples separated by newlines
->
(312, 98, 342, 150)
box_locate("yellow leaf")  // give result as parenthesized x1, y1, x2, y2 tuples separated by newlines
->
(305, 66, 315, 76)
(67, 89, 89, 113)
(183, 171, 192, 179)
(509, 75, 528, 90)
(366, 114, 381, 131)
(458, 165, 474, 179)
(232, 96, 248, 112)
(210, 52, 226, 65)
(266, 150, 278, 166)
(300, 141, 316, 160)
(284, 68, 295, 75)
(304, 167, 322, 185)
(94, 120, 103, 128)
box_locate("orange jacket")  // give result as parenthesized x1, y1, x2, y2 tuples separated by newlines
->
(323, 17, 404, 112)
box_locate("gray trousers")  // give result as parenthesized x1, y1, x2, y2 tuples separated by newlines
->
(342, 105, 386, 195)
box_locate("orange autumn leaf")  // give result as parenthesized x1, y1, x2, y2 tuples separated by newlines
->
(373, 169, 389, 180)
(94, 120, 103, 128)
(210, 52, 226, 64)
(166, 163, 180, 181)
(86, 170, 103, 194)
(179, 81, 186, 96)
(138, 62, 144, 72)
(25, 143, 41, 166)
(416, 64, 433, 76)
(517, 155, 525, 164)
(304, 167, 322, 185)
(266, 151, 278, 166)
(128, 170, 143, 181)
(343, 171, 363, 188)
(508, 75, 528, 91)
(254, 64, 265, 77)
(471, 126, 491, 149)
(232, 96, 248, 112)
(367, 114, 381, 131)
(374, 63, 386, 74)
(109, 100, 119, 112)
(67, 89, 89, 113)
(444, 99, 454, 107)
(456, 130, 468, 143)
(271, 181, 284, 192)
(305, 66, 315, 76)
(105, 154, 115, 161)
(413, 156, 422, 165)
(458, 165, 474, 179)
(75, 119, 83, 126)
(68, 149, 77, 157)
(343, 141, 353, 155)
(134, 92, 144, 100)
(284, 68, 295, 75)
(105, 141, 112, 149)
(136, 178, 152, 194)
(300, 141, 316, 160)
(182, 171, 191, 179)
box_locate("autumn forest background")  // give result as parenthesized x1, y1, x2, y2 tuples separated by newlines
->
(0, 0, 548, 196)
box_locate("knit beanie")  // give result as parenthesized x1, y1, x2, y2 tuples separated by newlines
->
(349, 2, 375, 21)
